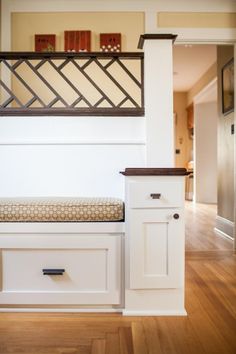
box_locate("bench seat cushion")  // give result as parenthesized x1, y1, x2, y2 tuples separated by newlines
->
(0, 197, 124, 222)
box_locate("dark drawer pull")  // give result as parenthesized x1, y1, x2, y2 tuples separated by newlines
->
(173, 213, 180, 220)
(42, 269, 65, 275)
(150, 193, 161, 199)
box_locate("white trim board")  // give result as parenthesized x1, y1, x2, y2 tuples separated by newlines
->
(0, 222, 125, 234)
(122, 309, 187, 316)
(3, 0, 236, 13)
(193, 78, 217, 105)
(0, 139, 146, 146)
(0, 307, 122, 313)
(158, 28, 236, 44)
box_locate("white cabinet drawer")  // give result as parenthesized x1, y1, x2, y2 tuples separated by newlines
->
(0, 235, 121, 305)
(127, 179, 184, 208)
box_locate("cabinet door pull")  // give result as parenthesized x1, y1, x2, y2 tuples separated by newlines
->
(42, 269, 65, 275)
(173, 213, 180, 219)
(150, 193, 161, 199)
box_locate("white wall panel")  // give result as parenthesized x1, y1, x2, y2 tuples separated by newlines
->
(0, 116, 145, 198)
(0, 143, 145, 198)
(0, 117, 145, 142)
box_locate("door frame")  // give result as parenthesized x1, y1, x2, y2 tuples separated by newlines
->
(169, 27, 236, 250)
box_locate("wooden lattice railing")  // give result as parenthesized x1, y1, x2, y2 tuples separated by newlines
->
(0, 52, 144, 116)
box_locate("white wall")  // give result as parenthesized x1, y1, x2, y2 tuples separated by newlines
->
(0, 117, 145, 198)
(194, 101, 218, 203)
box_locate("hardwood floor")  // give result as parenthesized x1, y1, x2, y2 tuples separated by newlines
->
(185, 202, 232, 251)
(0, 202, 235, 354)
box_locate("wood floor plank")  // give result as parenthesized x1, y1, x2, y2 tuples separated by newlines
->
(189, 259, 236, 320)
(0, 345, 89, 354)
(154, 317, 181, 354)
(142, 317, 162, 354)
(220, 256, 236, 277)
(158, 317, 206, 354)
(207, 259, 236, 291)
(186, 265, 236, 354)
(131, 322, 148, 354)
(198, 261, 236, 315)
(91, 339, 106, 354)
(119, 327, 134, 354)
(105, 333, 120, 354)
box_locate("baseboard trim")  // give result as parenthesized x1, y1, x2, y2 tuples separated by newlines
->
(214, 228, 234, 241)
(215, 215, 234, 239)
(0, 307, 188, 316)
(0, 308, 122, 313)
(122, 309, 187, 316)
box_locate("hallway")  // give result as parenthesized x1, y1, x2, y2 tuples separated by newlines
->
(0, 203, 235, 354)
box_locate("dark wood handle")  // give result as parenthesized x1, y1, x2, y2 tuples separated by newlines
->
(173, 213, 180, 220)
(150, 193, 161, 199)
(42, 269, 65, 275)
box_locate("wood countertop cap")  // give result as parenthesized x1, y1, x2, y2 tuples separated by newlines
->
(120, 168, 187, 176)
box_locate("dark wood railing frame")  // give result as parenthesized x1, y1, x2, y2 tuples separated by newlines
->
(0, 51, 144, 117)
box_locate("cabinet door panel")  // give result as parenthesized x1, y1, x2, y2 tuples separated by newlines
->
(129, 209, 184, 289)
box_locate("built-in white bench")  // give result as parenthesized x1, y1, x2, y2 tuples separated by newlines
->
(0, 197, 124, 311)
(0, 168, 187, 315)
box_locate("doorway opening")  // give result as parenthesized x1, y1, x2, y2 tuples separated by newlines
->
(173, 43, 234, 241)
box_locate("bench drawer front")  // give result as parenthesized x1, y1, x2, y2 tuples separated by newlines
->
(0, 236, 121, 305)
(127, 179, 184, 208)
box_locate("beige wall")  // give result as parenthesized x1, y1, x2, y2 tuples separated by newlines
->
(10, 12, 144, 108)
(174, 92, 192, 168)
(187, 63, 217, 106)
(11, 12, 144, 52)
(217, 45, 234, 222)
(158, 12, 236, 28)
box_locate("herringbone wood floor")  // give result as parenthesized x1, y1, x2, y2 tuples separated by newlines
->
(0, 202, 235, 354)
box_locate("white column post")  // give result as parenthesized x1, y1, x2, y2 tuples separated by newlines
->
(138, 34, 177, 167)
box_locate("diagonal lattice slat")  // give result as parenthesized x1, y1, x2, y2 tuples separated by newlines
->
(95, 58, 139, 108)
(116, 58, 142, 88)
(71, 58, 115, 108)
(26, 59, 69, 107)
(2, 59, 46, 107)
(48, 59, 92, 108)
(0, 77, 24, 107)
(0, 52, 144, 116)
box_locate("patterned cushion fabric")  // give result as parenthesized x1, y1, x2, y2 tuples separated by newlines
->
(0, 197, 124, 222)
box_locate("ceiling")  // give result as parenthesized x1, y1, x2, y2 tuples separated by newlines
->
(173, 44, 217, 92)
